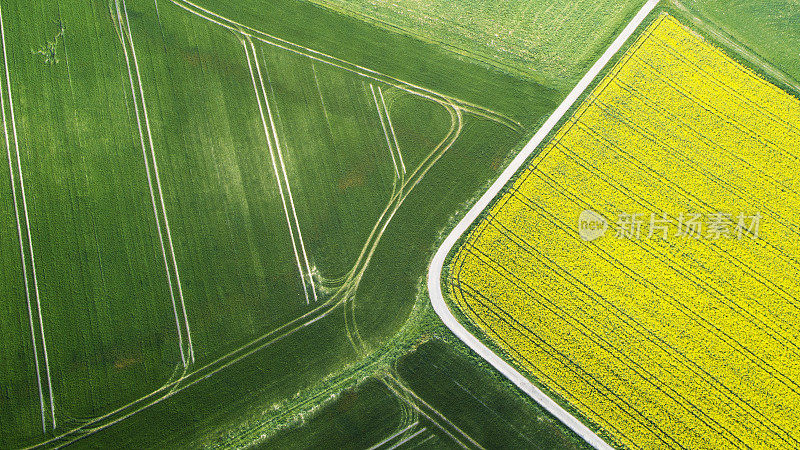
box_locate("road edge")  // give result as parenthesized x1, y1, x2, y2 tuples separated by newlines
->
(426, 1, 660, 449)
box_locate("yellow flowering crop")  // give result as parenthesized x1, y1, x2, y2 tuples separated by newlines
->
(449, 13, 800, 449)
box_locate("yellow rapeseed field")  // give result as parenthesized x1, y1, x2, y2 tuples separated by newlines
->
(450, 13, 800, 449)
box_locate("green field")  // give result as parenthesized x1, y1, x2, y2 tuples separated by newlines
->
(264, 379, 407, 449)
(303, 0, 645, 88)
(2, 1, 185, 443)
(0, 0, 694, 447)
(261, 335, 591, 449)
(675, 0, 800, 90)
(396, 338, 590, 449)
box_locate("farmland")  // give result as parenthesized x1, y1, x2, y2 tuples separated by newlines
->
(1, 0, 612, 445)
(396, 338, 590, 449)
(304, 0, 644, 89)
(10, 0, 794, 446)
(264, 335, 591, 449)
(448, 12, 800, 449)
(675, 0, 800, 91)
(0, 0, 524, 445)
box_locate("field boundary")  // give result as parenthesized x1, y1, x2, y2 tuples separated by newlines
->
(427, 1, 660, 449)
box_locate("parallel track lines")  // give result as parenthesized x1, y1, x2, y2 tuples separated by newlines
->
(450, 273, 642, 448)
(648, 34, 800, 138)
(0, 8, 46, 433)
(462, 242, 767, 447)
(113, 0, 190, 366)
(590, 98, 800, 263)
(377, 85, 405, 174)
(456, 280, 678, 448)
(243, 38, 313, 305)
(172, 0, 479, 313)
(366, 421, 418, 450)
(310, 62, 333, 132)
(540, 139, 800, 346)
(259, 57, 318, 304)
(370, 83, 400, 179)
(479, 212, 799, 446)
(386, 427, 427, 450)
(611, 77, 799, 197)
(344, 99, 462, 355)
(571, 120, 800, 300)
(540, 143, 800, 350)
(632, 54, 799, 164)
(449, 215, 675, 446)
(121, 0, 194, 362)
(37, 279, 345, 448)
(513, 185, 800, 399)
(0, 2, 56, 431)
(383, 375, 482, 450)
(169, 0, 523, 133)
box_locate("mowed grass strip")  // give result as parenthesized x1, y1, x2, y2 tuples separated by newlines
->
(450, 13, 800, 449)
